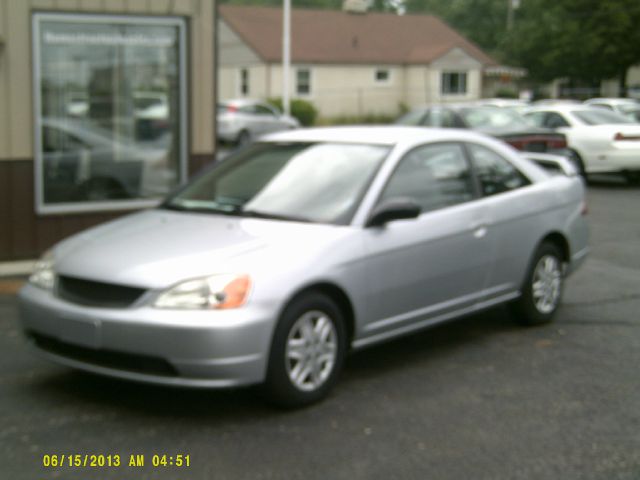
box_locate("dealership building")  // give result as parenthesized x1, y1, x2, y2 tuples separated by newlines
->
(0, 0, 217, 263)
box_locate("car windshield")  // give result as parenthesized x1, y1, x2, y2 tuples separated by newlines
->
(458, 107, 530, 128)
(163, 142, 390, 225)
(572, 109, 635, 125)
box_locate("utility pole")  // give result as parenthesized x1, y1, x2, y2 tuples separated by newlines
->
(507, 0, 520, 31)
(282, 0, 291, 115)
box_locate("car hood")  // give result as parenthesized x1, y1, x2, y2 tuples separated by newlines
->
(53, 209, 352, 289)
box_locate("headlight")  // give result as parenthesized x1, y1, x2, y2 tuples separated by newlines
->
(153, 274, 251, 310)
(29, 250, 56, 291)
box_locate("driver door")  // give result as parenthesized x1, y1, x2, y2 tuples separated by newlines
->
(361, 142, 494, 339)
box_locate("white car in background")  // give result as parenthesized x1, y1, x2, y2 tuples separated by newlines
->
(524, 105, 640, 183)
(473, 98, 531, 114)
(217, 99, 300, 147)
(584, 98, 640, 122)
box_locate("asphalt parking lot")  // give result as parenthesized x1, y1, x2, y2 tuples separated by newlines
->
(1, 176, 639, 480)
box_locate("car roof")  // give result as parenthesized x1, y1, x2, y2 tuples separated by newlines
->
(408, 103, 503, 111)
(585, 98, 638, 105)
(525, 104, 598, 114)
(260, 125, 492, 146)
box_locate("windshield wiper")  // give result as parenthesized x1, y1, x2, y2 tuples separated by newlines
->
(240, 209, 313, 223)
(161, 203, 313, 223)
(160, 203, 242, 215)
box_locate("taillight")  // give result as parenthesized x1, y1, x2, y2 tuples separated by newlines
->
(505, 135, 567, 151)
(548, 137, 567, 149)
(614, 132, 640, 141)
(227, 105, 238, 113)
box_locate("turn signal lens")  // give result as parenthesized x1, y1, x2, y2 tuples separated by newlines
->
(216, 275, 251, 309)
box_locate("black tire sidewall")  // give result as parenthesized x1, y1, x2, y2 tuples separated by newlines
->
(569, 149, 587, 179)
(264, 293, 347, 408)
(237, 130, 251, 147)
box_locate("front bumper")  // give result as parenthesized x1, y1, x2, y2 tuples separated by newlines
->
(18, 284, 274, 387)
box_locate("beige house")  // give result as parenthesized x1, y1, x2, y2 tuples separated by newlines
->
(219, 5, 498, 119)
(0, 0, 217, 262)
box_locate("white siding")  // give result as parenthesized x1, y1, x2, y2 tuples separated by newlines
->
(263, 64, 405, 118)
(219, 20, 261, 67)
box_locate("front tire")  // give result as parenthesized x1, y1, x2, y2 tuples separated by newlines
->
(511, 242, 564, 326)
(264, 293, 346, 408)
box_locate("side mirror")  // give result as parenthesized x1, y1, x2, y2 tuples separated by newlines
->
(366, 198, 421, 227)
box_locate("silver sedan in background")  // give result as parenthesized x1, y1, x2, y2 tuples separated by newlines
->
(20, 127, 589, 407)
(217, 99, 299, 147)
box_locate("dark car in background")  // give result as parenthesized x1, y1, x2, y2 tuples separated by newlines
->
(396, 104, 569, 155)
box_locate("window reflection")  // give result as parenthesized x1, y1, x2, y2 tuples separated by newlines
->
(36, 15, 184, 208)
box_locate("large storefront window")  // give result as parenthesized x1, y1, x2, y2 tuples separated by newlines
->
(33, 13, 186, 213)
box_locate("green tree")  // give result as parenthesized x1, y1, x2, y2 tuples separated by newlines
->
(501, 0, 640, 91)
(402, 0, 508, 53)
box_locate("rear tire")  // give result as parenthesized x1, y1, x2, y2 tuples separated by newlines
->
(263, 293, 346, 408)
(569, 149, 587, 179)
(236, 130, 251, 148)
(624, 171, 640, 185)
(510, 242, 564, 326)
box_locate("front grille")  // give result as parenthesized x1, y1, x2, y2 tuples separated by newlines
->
(28, 331, 178, 377)
(57, 275, 146, 308)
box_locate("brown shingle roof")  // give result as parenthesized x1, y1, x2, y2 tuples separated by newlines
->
(220, 5, 496, 66)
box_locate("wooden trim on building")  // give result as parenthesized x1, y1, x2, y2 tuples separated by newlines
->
(0, 153, 219, 261)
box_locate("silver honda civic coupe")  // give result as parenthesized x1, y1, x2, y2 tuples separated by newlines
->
(19, 127, 589, 407)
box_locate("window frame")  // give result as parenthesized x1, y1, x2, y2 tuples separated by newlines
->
(441, 71, 468, 96)
(32, 12, 188, 215)
(374, 68, 391, 85)
(238, 67, 250, 97)
(295, 67, 312, 97)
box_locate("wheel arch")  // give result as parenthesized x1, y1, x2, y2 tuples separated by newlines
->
(540, 231, 571, 264)
(278, 282, 356, 348)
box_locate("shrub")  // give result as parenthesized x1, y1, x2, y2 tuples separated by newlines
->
(493, 87, 519, 99)
(267, 98, 318, 126)
(318, 113, 396, 126)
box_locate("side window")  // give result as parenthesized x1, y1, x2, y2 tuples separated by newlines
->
(427, 109, 457, 128)
(239, 105, 257, 114)
(254, 104, 276, 116)
(525, 112, 546, 127)
(545, 112, 570, 128)
(379, 143, 475, 214)
(467, 144, 530, 196)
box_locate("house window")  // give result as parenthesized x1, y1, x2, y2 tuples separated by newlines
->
(374, 68, 390, 83)
(441, 72, 467, 95)
(296, 68, 311, 96)
(239, 68, 249, 96)
(33, 13, 187, 214)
